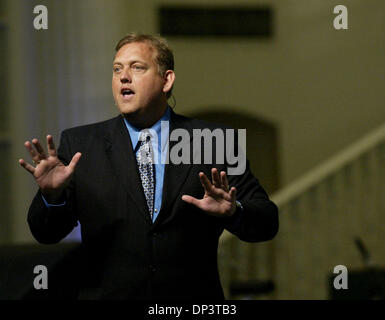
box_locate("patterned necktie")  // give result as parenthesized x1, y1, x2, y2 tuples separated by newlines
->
(136, 130, 155, 220)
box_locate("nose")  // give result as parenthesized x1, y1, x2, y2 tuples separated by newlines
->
(120, 68, 132, 83)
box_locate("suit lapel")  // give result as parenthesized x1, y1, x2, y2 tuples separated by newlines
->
(154, 110, 193, 227)
(104, 115, 153, 225)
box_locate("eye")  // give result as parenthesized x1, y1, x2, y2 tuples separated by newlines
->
(132, 64, 145, 71)
(113, 66, 122, 73)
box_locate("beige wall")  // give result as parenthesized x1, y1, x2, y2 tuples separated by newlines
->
(157, 0, 384, 185)
(6, 0, 385, 245)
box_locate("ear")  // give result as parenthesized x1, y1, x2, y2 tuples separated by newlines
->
(162, 70, 175, 95)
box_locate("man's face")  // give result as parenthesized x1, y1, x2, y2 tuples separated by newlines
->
(112, 42, 166, 119)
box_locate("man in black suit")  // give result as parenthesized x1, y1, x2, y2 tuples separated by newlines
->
(19, 33, 278, 300)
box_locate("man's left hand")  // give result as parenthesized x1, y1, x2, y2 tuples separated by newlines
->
(182, 168, 237, 217)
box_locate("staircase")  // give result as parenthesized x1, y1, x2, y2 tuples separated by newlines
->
(219, 123, 385, 299)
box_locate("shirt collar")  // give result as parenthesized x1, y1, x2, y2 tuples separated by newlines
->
(123, 106, 171, 151)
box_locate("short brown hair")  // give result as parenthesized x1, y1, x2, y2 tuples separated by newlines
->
(115, 33, 174, 98)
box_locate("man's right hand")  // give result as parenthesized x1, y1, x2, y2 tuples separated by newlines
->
(19, 135, 82, 203)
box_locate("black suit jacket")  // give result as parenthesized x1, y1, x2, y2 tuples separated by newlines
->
(27, 110, 278, 300)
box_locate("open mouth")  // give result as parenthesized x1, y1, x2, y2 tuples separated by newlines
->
(121, 88, 135, 98)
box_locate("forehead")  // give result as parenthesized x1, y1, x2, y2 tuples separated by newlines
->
(113, 42, 156, 64)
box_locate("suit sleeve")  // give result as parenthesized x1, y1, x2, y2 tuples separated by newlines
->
(223, 159, 279, 243)
(27, 130, 79, 244)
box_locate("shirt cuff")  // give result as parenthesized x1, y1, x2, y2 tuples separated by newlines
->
(235, 200, 244, 211)
(41, 194, 66, 207)
(232, 200, 244, 228)
(223, 200, 244, 233)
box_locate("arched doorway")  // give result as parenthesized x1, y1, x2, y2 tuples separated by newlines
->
(192, 109, 280, 194)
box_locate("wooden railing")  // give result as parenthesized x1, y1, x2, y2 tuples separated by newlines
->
(219, 123, 385, 299)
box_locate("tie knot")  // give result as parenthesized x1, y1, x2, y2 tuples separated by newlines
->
(139, 130, 151, 143)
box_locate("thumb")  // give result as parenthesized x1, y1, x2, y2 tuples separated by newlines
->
(68, 152, 82, 171)
(182, 195, 203, 209)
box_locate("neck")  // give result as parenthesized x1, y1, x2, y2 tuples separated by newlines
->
(123, 104, 168, 129)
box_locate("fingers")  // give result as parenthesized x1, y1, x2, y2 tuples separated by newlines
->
(201, 169, 232, 193)
(220, 171, 229, 192)
(32, 139, 47, 159)
(211, 168, 221, 188)
(24, 135, 57, 163)
(199, 170, 233, 202)
(24, 138, 49, 164)
(199, 172, 213, 192)
(24, 141, 40, 163)
(68, 152, 82, 171)
(18, 158, 35, 174)
(229, 187, 237, 203)
(46, 135, 57, 157)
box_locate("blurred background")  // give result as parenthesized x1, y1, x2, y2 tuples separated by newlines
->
(0, 0, 384, 299)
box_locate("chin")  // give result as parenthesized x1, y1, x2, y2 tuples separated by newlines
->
(117, 104, 140, 116)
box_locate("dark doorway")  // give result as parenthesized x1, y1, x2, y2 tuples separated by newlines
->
(192, 109, 280, 194)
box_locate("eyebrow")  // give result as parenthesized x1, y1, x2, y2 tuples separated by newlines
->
(112, 59, 147, 66)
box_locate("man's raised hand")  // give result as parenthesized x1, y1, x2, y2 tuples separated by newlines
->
(181, 168, 237, 217)
(18, 135, 81, 203)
